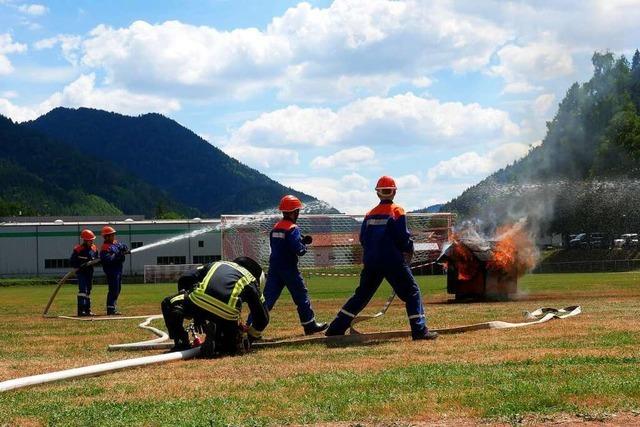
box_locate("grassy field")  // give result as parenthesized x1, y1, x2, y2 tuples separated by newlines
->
(1, 272, 640, 426)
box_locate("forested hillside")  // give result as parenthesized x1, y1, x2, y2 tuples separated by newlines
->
(0, 115, 192, 217)
(28, 108, 317, 216)
(443, 50, 640, 235)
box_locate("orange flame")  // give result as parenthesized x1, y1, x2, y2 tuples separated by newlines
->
(487, 222, 538, 277)
(450, 238, 480, 280)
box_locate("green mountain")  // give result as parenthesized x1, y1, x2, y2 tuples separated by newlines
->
(442, 50, 640, 235)
(0, 114, 193, 217)
(27, 107, 318, 216)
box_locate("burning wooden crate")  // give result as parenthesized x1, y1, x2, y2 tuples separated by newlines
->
(437, 222, 538, 301)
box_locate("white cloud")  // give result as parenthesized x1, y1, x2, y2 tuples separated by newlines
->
(281, 172, 440, 214)
(280, 174, 378, 215)
(427, 142, 531, 181)
(490, 38, 574, 94)
(396, 174, 421, 189)
(311, 146, 376, 169)
(533, 93, 556, 116)
(53, 0, 508, 101)
(0, 73, 180, 122)
(34, 35, 82, 65)
(228, 92, 519, 148)
(341, 172, 370, 191)
(221, 144, 300, 170)
(411, 76, 433, 88)
(80, 20, 291, 99)
(0, 33, 27, 75)
(1, 90, 17, 99)
(18, 3, 47, 15)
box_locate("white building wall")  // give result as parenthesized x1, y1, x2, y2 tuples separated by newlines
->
(0, 219, 221, 277)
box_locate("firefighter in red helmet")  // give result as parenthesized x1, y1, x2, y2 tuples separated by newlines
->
(249, 195, 327, 335)
(70, 229, 98, 316)
(326, 176, 438, 340)
(99, 225, 129, 315)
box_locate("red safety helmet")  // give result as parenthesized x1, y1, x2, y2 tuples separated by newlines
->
(278, 195, 303, 212)
(375, 175, 397, 190)
(101, 225, 117, 236)
(80, 229, 96, 241)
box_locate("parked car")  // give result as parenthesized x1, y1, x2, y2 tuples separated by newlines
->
(614, 233, 639, 248)
(624, 233, 639, 248)
(589, 232, 608, 249)
(569, 233, 588, 249)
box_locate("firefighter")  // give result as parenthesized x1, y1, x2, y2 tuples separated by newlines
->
(257, 195, 327, 335)
(161, 257, 269, 357)
(99, 225, 129, 315)
(177, 263, 212, 293)
(70, 229, 98, 317)
(326, 176, 438, 340)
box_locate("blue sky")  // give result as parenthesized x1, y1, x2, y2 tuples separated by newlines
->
(2, 0, 640, 214)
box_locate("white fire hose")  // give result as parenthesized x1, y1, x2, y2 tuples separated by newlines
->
(0, 347, 200, 393)
(0, 306, 581, 392)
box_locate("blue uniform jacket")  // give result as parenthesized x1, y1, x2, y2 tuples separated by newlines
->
(269, 219, 307, 269)
(70, 243, 98, 275)
(100, 241, 129, 274)
(360, 200, 413, 266)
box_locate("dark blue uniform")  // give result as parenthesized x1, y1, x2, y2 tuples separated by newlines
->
(327, 200, 428, 338)
(70, 243, 98, 316)
(262, 219, 316, 326)
(100, 240, 128, 314)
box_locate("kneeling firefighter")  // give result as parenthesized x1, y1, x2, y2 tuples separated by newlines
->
(161, 257, 269, 357)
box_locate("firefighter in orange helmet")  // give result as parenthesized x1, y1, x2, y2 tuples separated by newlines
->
(249, 195, 327, 335)
(326, 176, 438, 340)
(70, 229, 98, 316)
(99, 225, 129, 315)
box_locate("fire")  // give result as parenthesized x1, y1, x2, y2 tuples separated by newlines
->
(487, 222, 538, 277)
(449, 240, 480, 281)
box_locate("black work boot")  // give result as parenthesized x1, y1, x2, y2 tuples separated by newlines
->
(303, 321, 329, 335)
(412, 330, 439, 341)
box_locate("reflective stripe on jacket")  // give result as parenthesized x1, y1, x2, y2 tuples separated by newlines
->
(269, 219, 306, 268)
(360, 200, 414, 266)
(188, 261, 269, 335)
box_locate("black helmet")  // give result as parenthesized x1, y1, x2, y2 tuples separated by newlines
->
(233, 256, 265, 288)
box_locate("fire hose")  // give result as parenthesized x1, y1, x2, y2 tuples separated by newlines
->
(0, 306, 581, 392)
(42, 259, 103, 316)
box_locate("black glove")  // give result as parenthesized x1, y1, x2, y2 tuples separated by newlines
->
(302, 235, 313, 245)
(120, 244, 130, 255)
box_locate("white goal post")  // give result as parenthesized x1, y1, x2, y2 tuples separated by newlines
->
(220, 213, 455, 272)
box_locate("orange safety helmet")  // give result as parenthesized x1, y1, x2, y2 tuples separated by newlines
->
(375, 175, 397, 190)
(80, 229, 96, 241)
(101, 225, 117, 236)
(278, 195, 303, 212)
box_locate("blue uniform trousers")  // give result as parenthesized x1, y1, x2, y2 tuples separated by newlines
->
(327, 263, 427, 337)
(77, 271, 93, 315)
(106, 270, 122, 312)
(262, 266, 315, 325)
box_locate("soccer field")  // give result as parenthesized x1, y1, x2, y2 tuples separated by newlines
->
(1, 272, 639, 426)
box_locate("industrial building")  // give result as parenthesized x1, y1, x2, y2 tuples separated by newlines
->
(0, 218, 221, 278)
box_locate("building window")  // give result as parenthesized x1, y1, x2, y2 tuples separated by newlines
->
(157, 256, 187, 265)
(131, 241, 143, 249)
(193, 255, 220, 264)
(198, 240, 204, 248)
(45, 259, 71, 269)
